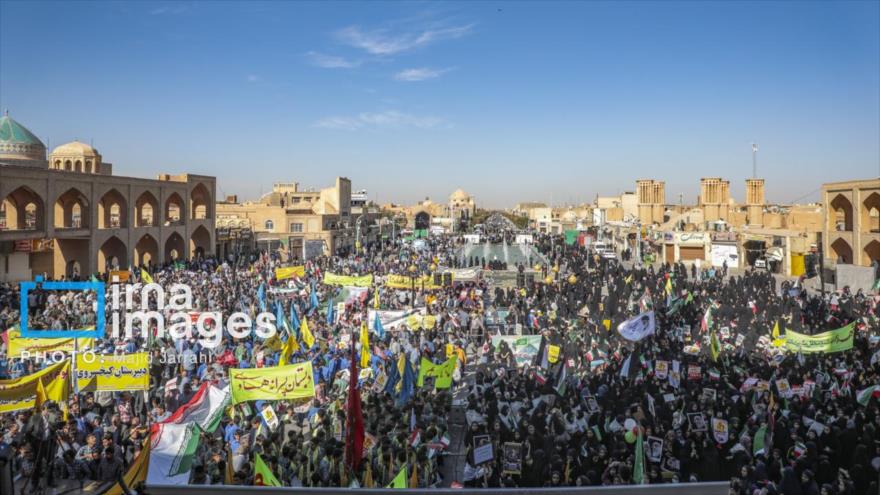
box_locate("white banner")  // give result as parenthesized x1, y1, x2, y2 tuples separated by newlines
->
(368, 308, 426, 332)
(617, 310, 656, 342)
(711, 244, 739, 268)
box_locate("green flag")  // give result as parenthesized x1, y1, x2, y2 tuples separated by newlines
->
(753, 424, 767, 457)
(388, 466, 407, 488)
(633, 430, 646, 484)
(857, 385, 879, 406)
(710, 331, 721, 362)
(254, 453, 281, 486)
(89, 274, 99, 283)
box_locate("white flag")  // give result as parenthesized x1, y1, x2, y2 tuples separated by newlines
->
(617, 311, 656, 342)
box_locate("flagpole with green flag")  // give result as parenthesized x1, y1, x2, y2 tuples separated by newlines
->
(387, 466, 407, 488)
(254, 452, 281, 486)
(633, 427, 647, 484)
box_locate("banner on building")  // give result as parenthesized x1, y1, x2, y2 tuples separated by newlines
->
(229, 362, 316, 404)
(75, 353, 149, 392)
(783, 324, 854, 354)
(323, 273, 373, 287)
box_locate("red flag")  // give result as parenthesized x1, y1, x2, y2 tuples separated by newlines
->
(345, 333, 365, 472)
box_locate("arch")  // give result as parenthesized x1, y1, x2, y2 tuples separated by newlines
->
(75, 160, 82, 173)
(190, 225, 211, 260)
(264, 219, 274, 231)
(54, 187, 90, 229)
(190, 183, 212, 220)
(829, 194, 853, 232)
(2, 185, 45, 231)
(134, 234, 159, 268)
(98, 188, 127, 228)
(414, 211, 431, 230)
(54, 160, 61, 169)
(97, 236, 127, 272)
(135, 191, 159, 227)
(863, 239, 880, 266)
(64, 160, 72, 171)
(861, 192, 880, 233)
(830, 238, 853, 265)
(66, 260, 82, 279)
(85, 160, 93, 173)
(165, 232, 185, 262)
(165, 192, 184, 225)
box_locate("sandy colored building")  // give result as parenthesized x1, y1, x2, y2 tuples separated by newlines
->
(215, 177, 372, 261)
(637, 179, 666, 225)
(382, 189, 476, 232)
(0, 114, 215, 282)
(822, 178, 880, 266)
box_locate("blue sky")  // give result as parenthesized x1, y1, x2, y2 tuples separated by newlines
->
(1, 1, 878, 208)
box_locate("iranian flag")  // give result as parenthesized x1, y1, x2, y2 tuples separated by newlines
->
(700, 304, 714, 333)
(856, 385, 880, 406)
(147, 422, 202, 485)
(162, 383, 230, 433)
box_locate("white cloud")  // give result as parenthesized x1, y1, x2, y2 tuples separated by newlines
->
(393, 67, 450, 82)
(335, 23, 474, 55)
(305, 51, 362, 69)
(151, 4, 189, 15)
(314, 111, 448, 131)
(246, 74, 261, 83)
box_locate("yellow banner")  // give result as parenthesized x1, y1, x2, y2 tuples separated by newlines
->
(783, 324, 854, 354)
(229, 362, 316, 404)
(0, 360, 70, 414)
(75, 353, 150, 392)
(384, 274, 447, 290)
(6, 327, 94, 358)
(324, 273, 374, 287)
(275, 265, 305, 281)
(548, 345, 560, 363)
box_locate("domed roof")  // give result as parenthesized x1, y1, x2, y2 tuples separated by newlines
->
(0, 114, 46, 161)
(51, 140, 100, 157)
(450, 188, 470, 201)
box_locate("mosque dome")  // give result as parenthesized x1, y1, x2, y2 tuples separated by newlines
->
(450, 189, 470, 201)
(51, 140, 100, 157)
(0, 113, 46, 161)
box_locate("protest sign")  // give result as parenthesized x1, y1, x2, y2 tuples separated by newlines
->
(229, 362, 316, 403)
(502, 442, 522, 474)
(473, 435, 494, 465)
(75, 353, 149, 392)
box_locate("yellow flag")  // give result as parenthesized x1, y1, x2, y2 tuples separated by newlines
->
(360, 322, 371, 368)
(34, 377, 47, 411)
(278, 333, 299, 367)
(409, 461, 418, 488)
(105, 439, 151, 495)
(373, 289, 380, 309)
(301, 318, 315, 349)
(364, 462, 374, 488)
(141, 269, 154, 285)
(46, 367, 70, 420)
(665, 277, 673, 295)
(771, 321, 780, 339)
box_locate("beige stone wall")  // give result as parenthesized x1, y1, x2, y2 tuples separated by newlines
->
(822, 178, 880, 266)
(0, 164, 215, 280)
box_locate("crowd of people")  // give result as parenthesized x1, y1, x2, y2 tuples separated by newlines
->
(0, 232, 878, 495)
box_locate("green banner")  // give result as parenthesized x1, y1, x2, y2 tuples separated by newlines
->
(783, 323, 854, 354)
(491, 335, 543, 367)
(417, 357, 456, 388)
(564, 230, 579, 245)
(323, 273, 374, 287)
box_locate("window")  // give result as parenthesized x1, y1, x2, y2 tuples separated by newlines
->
(264, 220, 274, 231)
(290, 222, 303, 233)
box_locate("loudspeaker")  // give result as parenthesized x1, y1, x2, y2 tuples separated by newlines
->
(526, 274, 535, 286)
(443, 272, 453, 286)
(517, 273, 525, 288)
(433, 273, 443, 286)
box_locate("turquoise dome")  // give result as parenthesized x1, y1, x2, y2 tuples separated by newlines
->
(0, 114, 46, 161)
